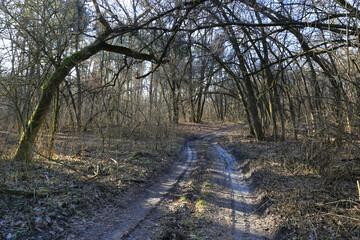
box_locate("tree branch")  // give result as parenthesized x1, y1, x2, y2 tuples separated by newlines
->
(334, 0, 360, 22)
(91, 0, 112, 31)
(101, 43, 158, 63)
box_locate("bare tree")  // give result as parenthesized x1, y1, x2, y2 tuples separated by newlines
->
(8, 0, 206, 163)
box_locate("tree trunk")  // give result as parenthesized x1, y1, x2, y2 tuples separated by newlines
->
(223, 20, 265, 140)
(13, 42, 104, 163)
(13, 35, 157, 163)
(172, 90, 179, 124)
(48, 86, 60, 156)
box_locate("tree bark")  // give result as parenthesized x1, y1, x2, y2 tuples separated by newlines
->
(48, 86, 60, 156)
(217, 9, 265, 140)
(13, 35, 157, 163)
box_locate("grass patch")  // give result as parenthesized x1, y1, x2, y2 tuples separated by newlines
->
(180, 195, 187, 201)
(195, 200, 207, 209)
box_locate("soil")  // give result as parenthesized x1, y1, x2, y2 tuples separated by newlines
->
(1, 123, 359, 239)
(64, 126, 282, 239)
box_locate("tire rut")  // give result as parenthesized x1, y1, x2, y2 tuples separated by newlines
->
(72, 127, 277, 239)
(211, 140, 270, 240)
(74, 139, 199, 240)
(122, 141, 198, 240)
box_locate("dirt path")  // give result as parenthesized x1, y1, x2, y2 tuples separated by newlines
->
(210, 140, 275, 239)
(67, 128, 279, 239)
(68, 139, 199, 239)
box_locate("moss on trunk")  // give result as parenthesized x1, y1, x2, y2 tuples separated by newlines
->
(13, 37, 157, 164)
(13, 42, 105, 163)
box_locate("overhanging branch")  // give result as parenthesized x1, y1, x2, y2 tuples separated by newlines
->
(101, 43, 158, 63)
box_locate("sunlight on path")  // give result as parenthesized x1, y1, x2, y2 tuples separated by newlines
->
(212, 142, 268, 240)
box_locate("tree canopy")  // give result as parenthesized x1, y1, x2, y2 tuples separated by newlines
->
(0, 0, 359, 162)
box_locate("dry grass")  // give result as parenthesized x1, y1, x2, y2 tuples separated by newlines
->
(0, 123, 221, 239)
(157, 141, 217, 240)
(3, 122, 357, 239)
(223, 125, 360, 239)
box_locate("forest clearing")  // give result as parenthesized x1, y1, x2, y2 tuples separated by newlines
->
(1, 0, 360, 239)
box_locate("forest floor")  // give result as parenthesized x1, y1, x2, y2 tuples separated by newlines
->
(0, 123, 359, 239)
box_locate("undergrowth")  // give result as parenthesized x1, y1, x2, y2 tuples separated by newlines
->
(225, 126, 360, 239)
(0, 123, 219, 239)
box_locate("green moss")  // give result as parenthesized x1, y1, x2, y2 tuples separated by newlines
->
(129, 152, 143, 160)
(13, 43, 104, 163)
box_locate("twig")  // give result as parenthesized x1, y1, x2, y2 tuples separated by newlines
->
(310, 222, 318, 240)
(110, 157, 118, 164)
(248, 196, 271, 215)
(0, 188, 55, 198)
(324, 212, 360, 222)
(118, 178, 146, 183)
(357, 180, 360, 201)
(33, 149, 88, 178)
(323, 199, 360, 205)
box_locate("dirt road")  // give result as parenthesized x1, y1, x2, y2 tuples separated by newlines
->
(68, 128, 280, 239)
(209, 137, 277, 239)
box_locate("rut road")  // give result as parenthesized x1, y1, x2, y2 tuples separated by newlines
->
(72, 128, 276, 239)
(74, 137, 199, 240)
(211, 141, 268, 239)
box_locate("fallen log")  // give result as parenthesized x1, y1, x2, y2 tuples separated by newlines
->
(118, 178, 146, 183)
(0, 188, 52, 198)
